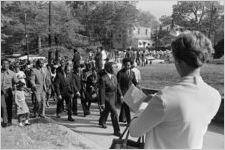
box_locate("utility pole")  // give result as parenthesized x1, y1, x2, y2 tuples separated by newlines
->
(49, 1, 52, 47)
(208, 3, 215, 39)
(48, 1, 52, 65)
(24, 12, 29, 61)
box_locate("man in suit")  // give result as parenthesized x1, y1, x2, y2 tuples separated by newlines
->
(55, 64, 74, 121)
(30, 59, 48, 118)
(72, 48, 81, 70)
(45, 64, 53, 107)
(117, 58, 138, 124)
(72, 66, 89, 116)
(99, 62, 122, 137)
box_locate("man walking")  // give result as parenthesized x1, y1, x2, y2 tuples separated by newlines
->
(117, 58, 138, 124)
(30, 59, 47, 118)
(72, 67, 90, 116)
(55, 64, 74, 121)
(1, 59, 17, 127)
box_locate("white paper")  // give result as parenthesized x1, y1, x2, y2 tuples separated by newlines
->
(123, 84, 147, 112)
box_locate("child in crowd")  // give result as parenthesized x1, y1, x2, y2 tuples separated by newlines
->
(14, 81, 31, 127)
(14, 63, 27, 86)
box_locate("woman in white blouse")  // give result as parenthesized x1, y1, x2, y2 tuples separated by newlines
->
(129, 31, 221, 149)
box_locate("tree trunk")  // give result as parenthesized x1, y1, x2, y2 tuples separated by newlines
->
(38, 35, 41, 54)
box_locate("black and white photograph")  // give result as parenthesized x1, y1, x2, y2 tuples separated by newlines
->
(1, 0, 224, 149)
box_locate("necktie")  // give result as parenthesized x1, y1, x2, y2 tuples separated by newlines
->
(127, 70, 130, 77)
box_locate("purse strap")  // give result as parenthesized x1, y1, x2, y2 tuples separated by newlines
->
(120, 117, 145, 143)
(119, 125, 129, 140)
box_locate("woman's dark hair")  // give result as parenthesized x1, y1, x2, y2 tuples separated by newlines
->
(104, 62, 114, 74)
(171, 31, 214, 68)
(122, 57, 132, 65)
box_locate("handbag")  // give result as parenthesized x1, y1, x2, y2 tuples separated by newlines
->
(110, 125, 144, 149)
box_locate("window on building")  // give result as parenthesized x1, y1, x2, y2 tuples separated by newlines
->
(138, 28, 140, 35)
(146, 29, 148, 35)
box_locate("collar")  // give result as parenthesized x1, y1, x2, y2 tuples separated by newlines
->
(107, 72, 112, 79)
(180, 75, 203, 85)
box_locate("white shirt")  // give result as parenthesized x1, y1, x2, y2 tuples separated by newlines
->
(107, 72, 112, 80)
(101, 50, 107, 60)
(15, 71, 26, 85)
(129, 75, 221, 149)
(132, 67, 141, 82)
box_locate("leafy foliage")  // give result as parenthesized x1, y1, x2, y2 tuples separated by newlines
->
(172, 1, 224, 44)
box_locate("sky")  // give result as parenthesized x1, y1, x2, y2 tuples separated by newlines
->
(136, 0, 178, 21)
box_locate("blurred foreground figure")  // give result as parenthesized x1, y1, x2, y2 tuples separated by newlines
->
(129, 31, 221, 149)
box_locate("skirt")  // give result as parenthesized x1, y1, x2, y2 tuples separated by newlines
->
(17, 100, 30, 115)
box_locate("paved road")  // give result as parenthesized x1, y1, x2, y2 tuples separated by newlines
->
(46, 100, 224, 149)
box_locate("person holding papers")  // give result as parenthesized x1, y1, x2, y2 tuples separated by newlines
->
(129, 31, 221, 149)
(99, 62, 123, 137)
(117, 58, 138, 124)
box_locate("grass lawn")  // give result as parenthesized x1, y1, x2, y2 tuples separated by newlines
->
(139, 63, 224, 96)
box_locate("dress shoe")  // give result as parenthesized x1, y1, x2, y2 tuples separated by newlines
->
(68, 117, 74, 122)
(73, 112, 78, 116)
(2, 122, 7, 128)
(84, 111, 90, 116)
(24, 120, 31, 126)
(100, 124, 107, 129)
(31, 114, 37, 118)
(114, 132, 122, 137)
(18, 122, 24, 127)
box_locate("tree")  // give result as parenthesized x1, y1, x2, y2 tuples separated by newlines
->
(1, 1, 87, 54)
(72, 1, 140, 49)
(159, 15, 172, 26)
(137, 10, 159, 29)
(172, 1, 224, 43)
(1, 1, 50, 54)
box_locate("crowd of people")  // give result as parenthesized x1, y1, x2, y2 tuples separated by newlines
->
(1, 46, 142, 137)
(1, 31, 221, 149)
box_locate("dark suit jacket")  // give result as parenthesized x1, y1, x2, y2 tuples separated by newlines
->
(100, 74, 122, 105)
(73, 52, 81, 67)
(54, 67, 74, 96)
(117, 68, 138, 95)
(72, 72, 82, 93)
